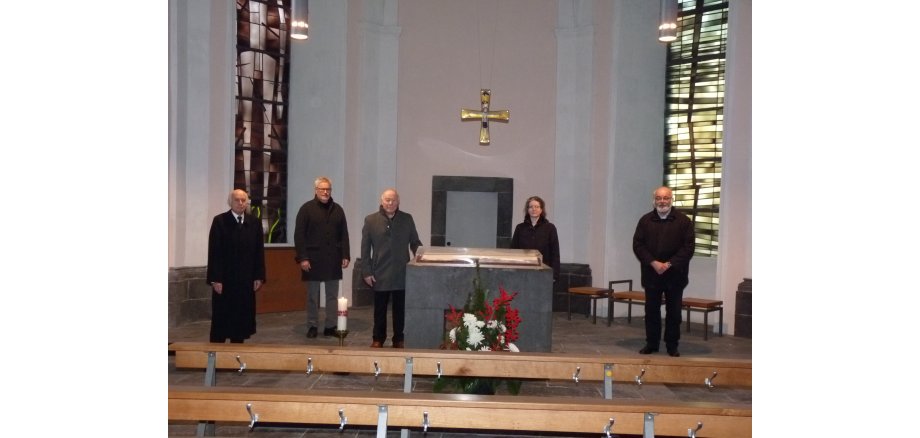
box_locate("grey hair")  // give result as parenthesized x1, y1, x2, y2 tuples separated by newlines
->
(227, 189, 250, 206)
(314, 176, 332, 188)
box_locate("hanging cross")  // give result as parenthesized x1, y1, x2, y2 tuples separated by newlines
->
(460, 89, 510, 145)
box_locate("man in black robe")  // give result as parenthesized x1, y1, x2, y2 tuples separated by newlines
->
(206, 189, 266, 343)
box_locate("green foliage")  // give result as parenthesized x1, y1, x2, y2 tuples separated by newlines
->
(465, 263, 488, 311)
(432, 376, 521, 395)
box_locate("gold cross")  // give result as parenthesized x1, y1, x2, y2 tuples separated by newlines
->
(460, 89, 510, 145)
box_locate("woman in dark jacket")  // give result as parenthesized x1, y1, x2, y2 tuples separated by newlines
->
(510, 196, 560, 281)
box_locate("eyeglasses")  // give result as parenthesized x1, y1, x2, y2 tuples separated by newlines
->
(315, 187, 331, 193)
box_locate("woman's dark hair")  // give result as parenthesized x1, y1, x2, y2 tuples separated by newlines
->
(522, 196, 547, 221)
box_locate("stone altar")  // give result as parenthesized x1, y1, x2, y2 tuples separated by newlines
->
(404, 247, 554, 352)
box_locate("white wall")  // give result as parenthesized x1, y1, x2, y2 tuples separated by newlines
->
(603, 0, 669, 300)
(394, 0, 558, 250)
(554, 0, 595, 265)
(288, 0, 349, 241)
(715, 0, 753, 333)
(168, 0, 234, 268)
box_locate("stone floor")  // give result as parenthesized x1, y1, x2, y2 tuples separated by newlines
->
(168, 304, 752, 437)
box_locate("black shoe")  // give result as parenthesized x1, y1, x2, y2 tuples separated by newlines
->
(638, 346, 658, 354)
(323, 327, 336, 337)
(307, 326, 318, 338)
(667, 348, 680, 357)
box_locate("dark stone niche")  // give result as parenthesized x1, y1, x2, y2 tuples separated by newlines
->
(430, 176, 513, 248)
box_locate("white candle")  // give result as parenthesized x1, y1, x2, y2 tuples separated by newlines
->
(337, 297, 348, 331)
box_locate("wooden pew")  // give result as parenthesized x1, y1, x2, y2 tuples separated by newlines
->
(170, 342, 751, 396)
(169, 385, 752, 438)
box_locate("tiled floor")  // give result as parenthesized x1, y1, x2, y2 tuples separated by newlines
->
(168, 304, 752, 437)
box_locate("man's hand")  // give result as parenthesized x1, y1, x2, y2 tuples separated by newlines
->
(212, 282, 223, 294)
(300, 260, 312, 271)
(254, 280, 263, 291)
(651, 260, 671, 275)
(342, 259, 350, 269)
(364, 275, 376, 287)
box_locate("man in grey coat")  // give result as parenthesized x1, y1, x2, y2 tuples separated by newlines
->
(294, 177, 350, 338)
(361, 188, 422, 348)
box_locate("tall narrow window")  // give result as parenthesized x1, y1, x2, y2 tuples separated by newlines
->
(235, 0, 291, 243)
(663, 0, 729, 257)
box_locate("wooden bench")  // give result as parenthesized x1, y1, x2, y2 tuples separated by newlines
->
(171, 342, 750, 436)
(609, 280, 724, 340)
(169, 385, 752, 437)
(566, 280, 634, 326)
(681, 297, 725, 340)
(170, 342, 752, 396)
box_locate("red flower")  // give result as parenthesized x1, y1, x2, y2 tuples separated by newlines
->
(446, 304, 463, 326)
(442, 280, 523, 352)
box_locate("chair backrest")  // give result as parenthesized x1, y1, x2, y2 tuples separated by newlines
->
(608, 279, 634, 291)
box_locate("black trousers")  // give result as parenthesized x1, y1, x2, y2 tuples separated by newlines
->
(373, 289, 405, 343)
(643, 285, 684, 349)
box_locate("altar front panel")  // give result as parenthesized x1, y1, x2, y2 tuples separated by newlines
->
(404, 260, 553, 352)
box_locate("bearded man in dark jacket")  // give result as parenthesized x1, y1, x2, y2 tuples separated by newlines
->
(632, 186, 695, 357)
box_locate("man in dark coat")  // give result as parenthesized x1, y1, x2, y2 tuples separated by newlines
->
(294, 177, 351, 338)
(206, 189, 266, 343)
(361, 188, 421, 348)
(632, 186, 695, 357)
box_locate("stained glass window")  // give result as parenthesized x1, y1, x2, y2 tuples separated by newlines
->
(664, 0, 729, 257)
(235, 0, 291, 243)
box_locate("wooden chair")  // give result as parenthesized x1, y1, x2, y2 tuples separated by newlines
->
(608, 279, 648, 324)
(566, 286, 612, 325)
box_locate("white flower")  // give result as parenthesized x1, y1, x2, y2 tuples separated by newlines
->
(486, 320, 498, 329)
(449, 328, 457, 343)
(479, 345, 491, 351)
(463, 313, 486, 330)
(507, 342, 519, 352)
(466, 326, 485, 347)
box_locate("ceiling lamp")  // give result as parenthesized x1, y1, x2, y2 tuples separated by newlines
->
(291, 0, 309, 40)
(658, 0, 678, 43)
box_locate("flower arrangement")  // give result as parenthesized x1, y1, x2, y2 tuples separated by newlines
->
(435, 264, 523, 395)
(444, 283, 521, 353)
